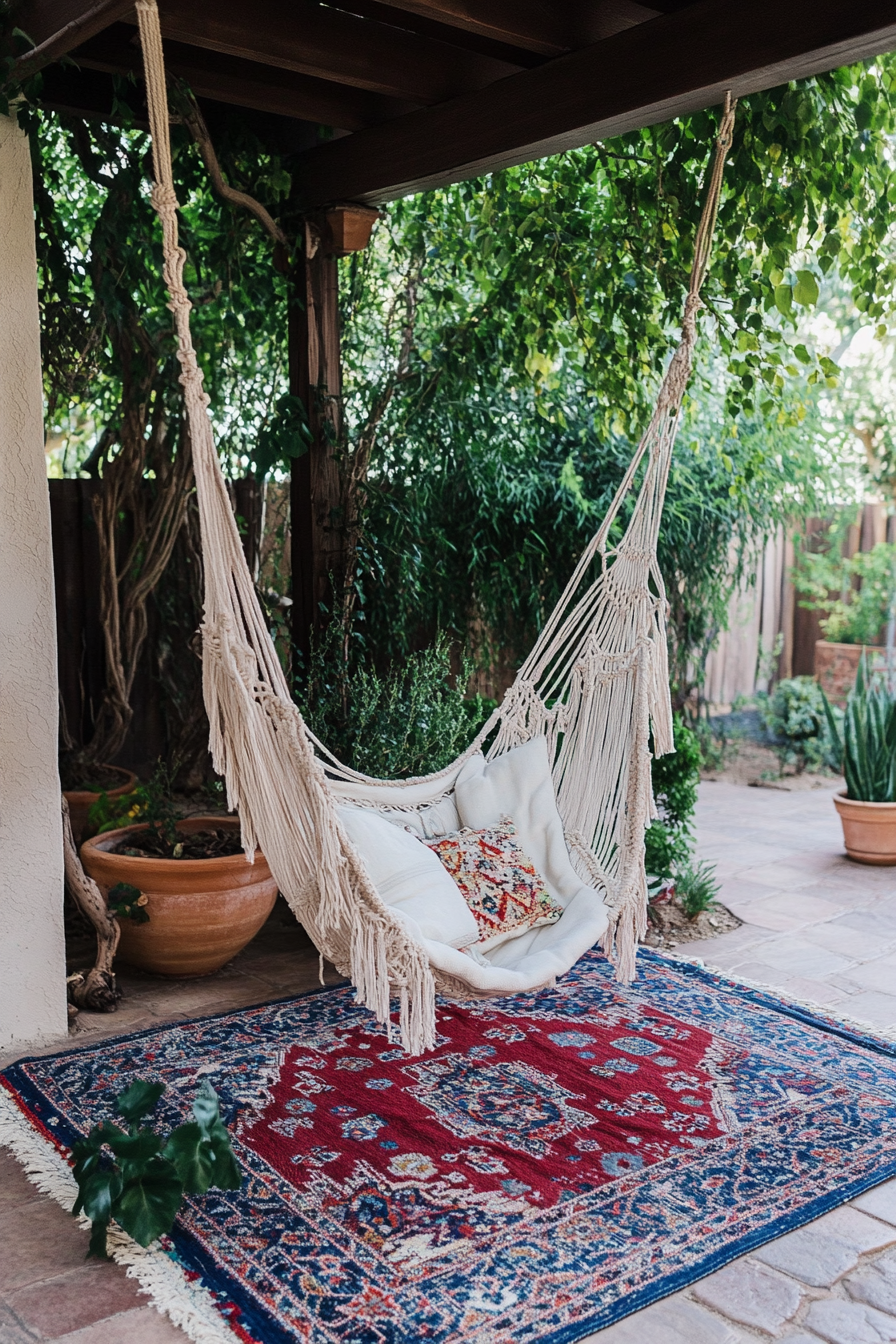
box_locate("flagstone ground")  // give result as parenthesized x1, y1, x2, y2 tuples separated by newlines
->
(0, 779, 894, 1342)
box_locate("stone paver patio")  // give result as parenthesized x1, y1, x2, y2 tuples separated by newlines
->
(1, 779, 894, 1342)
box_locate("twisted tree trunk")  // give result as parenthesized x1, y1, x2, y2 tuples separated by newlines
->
(62, 796, 122, 1013)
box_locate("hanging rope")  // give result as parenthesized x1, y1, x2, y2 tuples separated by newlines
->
(135, 0, 735, 1045)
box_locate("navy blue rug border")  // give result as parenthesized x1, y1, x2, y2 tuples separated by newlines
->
(3, 947, 896, 1344)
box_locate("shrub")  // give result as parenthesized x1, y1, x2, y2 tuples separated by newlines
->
(758, 676, 839, 774)
(299, 630, 493, 779)
(644, 715, 702, 885)
(794, 540, 896, 646)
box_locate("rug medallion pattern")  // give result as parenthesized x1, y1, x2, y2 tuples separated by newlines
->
(3, 949, 896, 1343)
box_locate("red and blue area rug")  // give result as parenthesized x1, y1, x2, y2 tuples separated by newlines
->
(3, 948, 896, 1343)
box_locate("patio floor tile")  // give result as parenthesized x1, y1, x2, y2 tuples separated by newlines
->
(734, 936, 854, 979)
(730, 863, 820, 890)
(833, 991, 896, 1029)
(691, 1258, 803, 1330)
(778, 976, 847, 1006)
(0, 1152, 41, 1212)
(834, 911, 896, 939)
(802, 1297, 896, 1343)
(802, 922, 896, 962)
(752, 1208, 896, 1287)
(48, 1305, 189, 1342)
(836, 957, 896, 996)
(854, 1183, 896, 1228)
(588, 1296, 738, 1341)
(5, 1264, 145, 1338)
(0, 1302, 37, 1344)
(845, 1250, 896, 1316)
(0, 1198, 91, 1292)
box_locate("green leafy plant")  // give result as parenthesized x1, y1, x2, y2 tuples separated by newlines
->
(823, 653, 896, 801)
(252, 394, 312, 480)
(88, 762, 181, 854)
(758, 676, 838, 774)
(675, 860, 721, 919)
(644, 715, 702, 885)
(794, 540, 896, 646)
(107, 882, 149, 924)
(299, 628, 492, 778)
(72, 1078, 241, 1259)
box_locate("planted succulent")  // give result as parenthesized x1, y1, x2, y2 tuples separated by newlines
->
(674, 859, 721, 919)
(72, 1078, 241, 1259)
(823, 653, 896, 803)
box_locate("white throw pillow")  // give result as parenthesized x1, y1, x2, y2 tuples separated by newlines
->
(337, 806, 478, 949)
(454, 736, 584, 904)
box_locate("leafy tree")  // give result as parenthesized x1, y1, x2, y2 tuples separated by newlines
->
(14, 53, 896, 750)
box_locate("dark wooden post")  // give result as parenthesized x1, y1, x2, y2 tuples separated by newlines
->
(289, 205, 378, 671)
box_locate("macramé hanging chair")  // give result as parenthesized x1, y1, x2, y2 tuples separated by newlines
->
(133, 0, 735, 1054)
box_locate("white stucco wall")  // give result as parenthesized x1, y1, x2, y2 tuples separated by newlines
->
(0, 111, 67, 1051)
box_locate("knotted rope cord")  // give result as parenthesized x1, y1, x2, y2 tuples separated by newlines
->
(136, 0, 438, 1054)
(135, 0, 736, 1029)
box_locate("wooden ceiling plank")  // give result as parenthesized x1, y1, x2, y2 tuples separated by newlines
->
(292, 0, 896, 206)
(72, 25, 414, 129)
(354, 0, 661, 54)
(145, 0, 522, 104)
(358, 0, 575, 56)
(321, 0, 547, 67)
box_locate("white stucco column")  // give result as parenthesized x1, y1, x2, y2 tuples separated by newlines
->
(0, 111, 67, 1051)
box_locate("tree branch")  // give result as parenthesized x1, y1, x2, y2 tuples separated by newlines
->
(62, 797, 122, 1013)
(173, 82, 288, 249)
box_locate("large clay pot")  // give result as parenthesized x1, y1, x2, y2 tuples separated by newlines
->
(815, 641, 884, 706)
(833, 792, 896, 866)
(80, 816, 278, 977)
(64, 766, 138, 846)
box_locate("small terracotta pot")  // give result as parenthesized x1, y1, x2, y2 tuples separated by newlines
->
(815, 640, 884, 707)
(80, 816, 278, 977)
(64, 766, 138, 846)
(833, 791, 896, 866)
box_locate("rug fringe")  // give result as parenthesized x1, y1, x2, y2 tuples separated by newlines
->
(658, 951, 896, 1044)
(0, 1089, 236, 1344)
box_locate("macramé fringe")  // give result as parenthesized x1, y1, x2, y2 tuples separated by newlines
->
(0, 1089, 236, 1344)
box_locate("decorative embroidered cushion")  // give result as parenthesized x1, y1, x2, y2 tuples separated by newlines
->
(423, 822, 564, 951)
(337, 807, 478, 950)
(454, 736, 587, 904)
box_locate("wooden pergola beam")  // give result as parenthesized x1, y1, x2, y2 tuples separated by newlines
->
(292, 0, 896, 206)
(13, 0, 135, 75)
(149, 0, 522, 105)
(74, 26, 414, 130)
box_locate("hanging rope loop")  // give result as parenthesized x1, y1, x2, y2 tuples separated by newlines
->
(133, 0, 736, 1042)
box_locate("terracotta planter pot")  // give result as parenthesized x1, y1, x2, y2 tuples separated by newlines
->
(814, 640, 884, 706)
(833, 791, 896, 866)
(63, 766, 138, 846)
(80, 816, 278, 977)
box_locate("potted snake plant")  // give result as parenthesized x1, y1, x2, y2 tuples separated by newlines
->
(823, 653, 896, 865)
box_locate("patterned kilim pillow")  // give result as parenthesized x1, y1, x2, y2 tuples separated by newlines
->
(423, 822, 563, 951)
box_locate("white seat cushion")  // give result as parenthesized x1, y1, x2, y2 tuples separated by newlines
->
(454, 736, 586, 904)
(338, 806, 478, 949)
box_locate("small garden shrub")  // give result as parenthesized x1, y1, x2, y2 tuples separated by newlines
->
(795, 540, 896, 646)
(299, 629, 493, 779)
(758, 676, 840, 774)
(644, 714, 702, 887)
